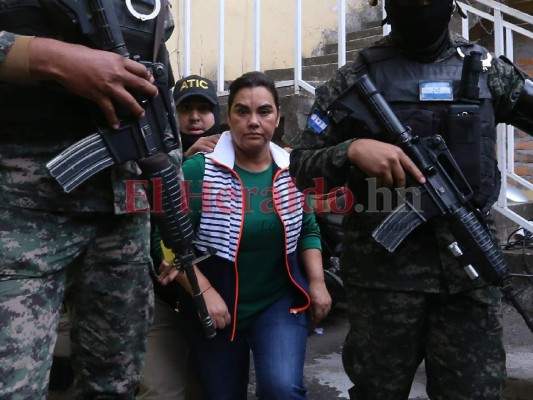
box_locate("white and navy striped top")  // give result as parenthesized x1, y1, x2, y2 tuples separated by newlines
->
(194, 131, 304, 262)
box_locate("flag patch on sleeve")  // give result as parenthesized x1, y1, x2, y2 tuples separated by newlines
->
(307, 109, 330, 134)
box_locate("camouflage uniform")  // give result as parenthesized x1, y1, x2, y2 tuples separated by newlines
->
(0, 31, 16, 57)
(0, 2, 181, 399)
(290, 32, 526, 400)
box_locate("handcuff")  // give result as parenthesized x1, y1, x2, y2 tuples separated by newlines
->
(126, 0, 161, 21)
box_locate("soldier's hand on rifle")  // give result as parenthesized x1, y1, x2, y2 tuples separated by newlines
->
(29, 38, 158, 129)
(347, 138, 426, 188)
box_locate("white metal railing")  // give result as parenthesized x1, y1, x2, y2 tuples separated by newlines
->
(178, 0, 354, 96)
(177, 0, 533, 232)
(254, 0, 261, 71)
(292, 0, 315, 95)
(182, 0, 190, 76)
(218, 0, 225, 92)
(456, 0, 533, 233)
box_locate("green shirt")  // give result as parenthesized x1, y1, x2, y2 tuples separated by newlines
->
(182, 153, 321, 329)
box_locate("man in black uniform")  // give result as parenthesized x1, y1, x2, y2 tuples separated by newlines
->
(0, 1, 180, 399)
(289, 0, 533, 399)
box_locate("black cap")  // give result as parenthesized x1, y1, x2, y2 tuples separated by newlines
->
(173, 75, 218, 106)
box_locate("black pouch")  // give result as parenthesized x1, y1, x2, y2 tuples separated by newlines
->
(447, 104, 481, 196)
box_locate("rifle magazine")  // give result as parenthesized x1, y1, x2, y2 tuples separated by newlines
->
(372, 202, 427, 252)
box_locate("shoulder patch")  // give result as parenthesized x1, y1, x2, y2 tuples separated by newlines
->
(307, 109, 330, 134)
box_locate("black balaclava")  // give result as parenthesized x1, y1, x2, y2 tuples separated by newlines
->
(179, 101, 221, 153)
(385, 0, 454, 63)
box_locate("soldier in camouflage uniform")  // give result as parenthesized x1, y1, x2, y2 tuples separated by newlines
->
(289, 1, 533, 399)
(0, 1, 181, 399)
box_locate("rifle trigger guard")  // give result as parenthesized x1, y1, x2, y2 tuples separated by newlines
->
(126, 0, 161, 21)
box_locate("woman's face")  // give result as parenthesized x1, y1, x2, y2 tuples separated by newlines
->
(228, 86, 280, 156)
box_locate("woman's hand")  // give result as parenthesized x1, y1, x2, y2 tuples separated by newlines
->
(157, 261, 231, 329)
(300, 249, 332, 326)
(202, 287, 232, 330)
(308, 280, 332, 326)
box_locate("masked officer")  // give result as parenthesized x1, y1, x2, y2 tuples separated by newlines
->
(0, 1, 180, 399)
(289, 0, 533, 399)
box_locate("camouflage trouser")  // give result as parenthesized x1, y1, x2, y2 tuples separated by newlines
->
(0, 205, 154, 400)
(342, 285, 506, 400)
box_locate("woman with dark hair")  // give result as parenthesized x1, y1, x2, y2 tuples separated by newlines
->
(158, 71, 331, 399)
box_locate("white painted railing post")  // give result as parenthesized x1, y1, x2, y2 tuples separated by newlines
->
(218, 0, 225, 92)
(493, 9, 504, 57)
(497, 124, 508, 208)
(183, 0, 191, 77)
(505, 27, 516, 197)
(461, 13, 469, 41)
(382, 1, 390, 36)
(294, 0, 302, 94)
(254, 0, 261, 71)
(338, 0, 346, 67)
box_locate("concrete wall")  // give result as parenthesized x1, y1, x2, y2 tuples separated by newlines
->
(166, 0, 370, 82)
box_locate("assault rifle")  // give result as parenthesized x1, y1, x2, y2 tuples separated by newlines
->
(331, 68, 533, 333)
(45, 0, 216, 338)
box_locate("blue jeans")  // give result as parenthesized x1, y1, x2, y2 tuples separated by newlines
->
(189, 294, 309, 400)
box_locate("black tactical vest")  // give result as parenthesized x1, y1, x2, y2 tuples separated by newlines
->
(0, 0, 171, 137)
(361, 44, 500, 212)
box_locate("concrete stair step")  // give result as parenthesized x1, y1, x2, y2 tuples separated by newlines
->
(323, 34, 382, 55)
(264, 63, 342, 85)
(265, 31, 383, 83)
(345, 25, 383, 41)
(303, 49, 361, 66)
(263, 20, 383, 87)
